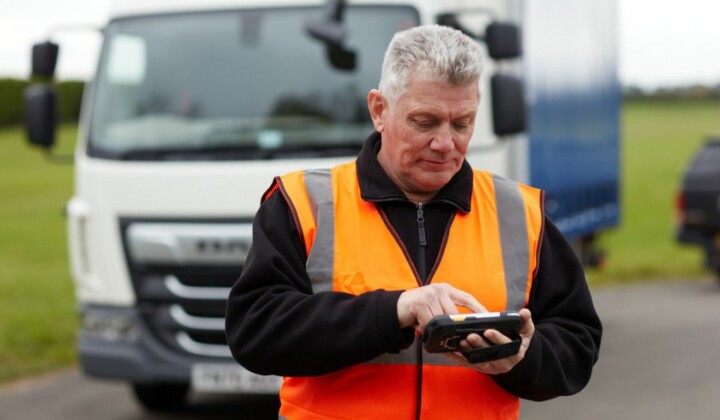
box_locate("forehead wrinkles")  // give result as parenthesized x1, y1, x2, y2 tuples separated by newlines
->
(405, 101, 477, 120)
(398, 84, 478, 116)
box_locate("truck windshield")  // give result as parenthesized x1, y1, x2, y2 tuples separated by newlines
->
(89, 6, 418, 160)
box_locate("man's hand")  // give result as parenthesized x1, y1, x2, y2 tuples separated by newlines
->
(397, 283, 486, 332)
(444, 308, 534, 375)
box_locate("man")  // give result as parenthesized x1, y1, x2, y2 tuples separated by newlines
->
(226, 25, 601, 419)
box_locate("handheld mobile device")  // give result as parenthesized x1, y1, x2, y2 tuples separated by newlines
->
(422, 311, 523, 363)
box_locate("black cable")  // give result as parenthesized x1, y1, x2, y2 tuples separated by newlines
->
(415, 337, 423, 420)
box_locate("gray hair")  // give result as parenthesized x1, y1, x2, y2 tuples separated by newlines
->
(378, 25, 484, 104)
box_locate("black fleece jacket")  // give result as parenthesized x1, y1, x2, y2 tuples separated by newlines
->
(225, 132, 602, 401)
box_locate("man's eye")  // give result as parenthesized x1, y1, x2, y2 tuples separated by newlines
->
(413, 120, 435, 130)
(453, 121, 472, 131)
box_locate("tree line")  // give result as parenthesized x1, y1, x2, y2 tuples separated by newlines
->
(3, 77, 717, 128)
(624, 82, 720, 100)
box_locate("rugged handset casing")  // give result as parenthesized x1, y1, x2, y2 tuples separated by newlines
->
(423, 312, 522, 363)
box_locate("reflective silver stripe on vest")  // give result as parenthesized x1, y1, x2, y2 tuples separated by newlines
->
(303, 169, 335, 293)
(492, 174, 530, 311)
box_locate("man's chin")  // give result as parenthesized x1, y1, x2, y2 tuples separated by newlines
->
(415, 176, 453, 193)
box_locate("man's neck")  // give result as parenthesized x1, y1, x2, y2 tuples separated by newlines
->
(376, 148, 438, 203)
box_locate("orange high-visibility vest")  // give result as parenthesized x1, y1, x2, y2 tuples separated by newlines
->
(272, 161, 544, 420)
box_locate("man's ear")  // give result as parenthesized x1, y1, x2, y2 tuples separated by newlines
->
(367, 89, 387, 133)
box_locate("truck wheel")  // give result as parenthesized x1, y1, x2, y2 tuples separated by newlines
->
(131, 382, 189, 412)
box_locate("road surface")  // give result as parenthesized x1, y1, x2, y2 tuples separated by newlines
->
(1, 279, 719, 419)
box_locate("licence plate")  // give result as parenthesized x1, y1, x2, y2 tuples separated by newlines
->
(191, 363, 282, 393)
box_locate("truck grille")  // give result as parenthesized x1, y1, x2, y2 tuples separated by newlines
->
(121, 219, 252, 359)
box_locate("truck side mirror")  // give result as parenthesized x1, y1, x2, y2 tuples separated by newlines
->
(306, 21, 357, 71)
(306, 20, 345, 47)
(23, 84, 58, 149)
(32, 41, 60, 78)
(491, 74, 526, 136)
(326, 45, 356, 71)
(305, 0, 356, 70)
(486, 22, 521, 59)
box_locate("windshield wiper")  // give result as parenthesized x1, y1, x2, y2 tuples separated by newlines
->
(97, 143, 364, 161)
(112, 146, 266, 161)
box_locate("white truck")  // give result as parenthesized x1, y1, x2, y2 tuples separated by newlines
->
(23, 0, 619, 411)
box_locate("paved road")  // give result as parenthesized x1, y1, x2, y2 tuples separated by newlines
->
(2, 279, 720, 419)
(0, 373, 280, 420)
(522, 278, 720, 419)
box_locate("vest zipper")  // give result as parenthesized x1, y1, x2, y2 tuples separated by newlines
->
(416, 202, 427, 420)
(416, 203, 427, 284)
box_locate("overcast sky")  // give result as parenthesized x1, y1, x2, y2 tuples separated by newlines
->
(2, 0, 720, 89)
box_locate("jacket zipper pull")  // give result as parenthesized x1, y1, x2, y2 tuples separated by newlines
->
(417, 203, 427, 246)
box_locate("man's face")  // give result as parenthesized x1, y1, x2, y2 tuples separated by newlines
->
(368, 75, 479, 201)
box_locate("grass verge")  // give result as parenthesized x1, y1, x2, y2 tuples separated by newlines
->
(0, 125, 77, 383)
(587, 99, 720, 284)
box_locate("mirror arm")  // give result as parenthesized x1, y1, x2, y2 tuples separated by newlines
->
(436, 14, 480, 40)
(325, 0, 346, 22)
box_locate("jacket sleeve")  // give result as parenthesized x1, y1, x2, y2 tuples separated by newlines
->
(225, 188, 415, 377)
(491, 217, 603, 401)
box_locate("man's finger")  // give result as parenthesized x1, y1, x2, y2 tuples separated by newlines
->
(439, 293, 461, 316)
(449, 289, 487, 313)
(518, 308, 534, 336)
(416, 306, 438, 331)
(480, 329, 511, 345)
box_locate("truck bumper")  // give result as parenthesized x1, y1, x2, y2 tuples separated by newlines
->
(78, 305, 212, 384)
(78, 305, 282, 396)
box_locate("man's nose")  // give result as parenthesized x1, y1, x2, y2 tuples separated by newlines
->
(431, 124, 454, 153)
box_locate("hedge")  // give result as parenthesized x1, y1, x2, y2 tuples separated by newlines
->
(0, 78, 85, 127)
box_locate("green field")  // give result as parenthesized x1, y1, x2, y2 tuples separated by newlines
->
(0, 125, 77, 383)
(588, 99, 720, 283)
(0, 99, 719, 383)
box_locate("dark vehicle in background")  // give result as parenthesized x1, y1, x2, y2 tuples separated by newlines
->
(676, 137, 720, 283)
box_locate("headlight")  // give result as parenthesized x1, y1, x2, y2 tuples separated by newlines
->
(81, 310, 137, 342)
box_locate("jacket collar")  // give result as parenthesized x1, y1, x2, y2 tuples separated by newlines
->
(356, 132, 472, 213)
